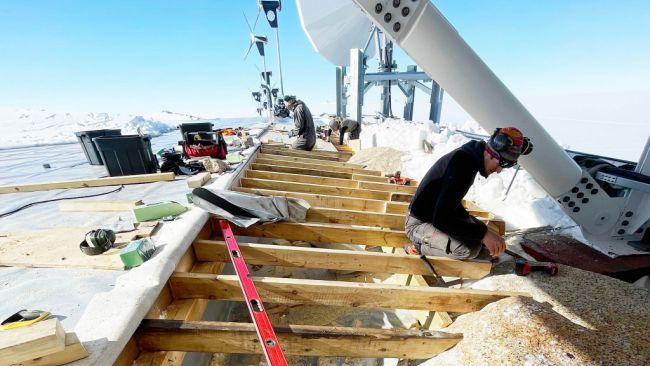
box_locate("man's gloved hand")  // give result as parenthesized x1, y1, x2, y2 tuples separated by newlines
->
(482, 229, 505, 257)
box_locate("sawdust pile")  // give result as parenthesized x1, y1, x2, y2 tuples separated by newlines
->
(424, 265, 650, 366)
(347, 147, 406, 174)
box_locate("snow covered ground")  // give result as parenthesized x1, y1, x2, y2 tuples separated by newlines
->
(0, 108, 635, 249)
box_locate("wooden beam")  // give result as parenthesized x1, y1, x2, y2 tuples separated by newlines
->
(306, 207, 404, 229)
(251, 163, 352, 179)
(169, 273, 522, 312)
(358, 181, 418, 194)
(0, 318, 65, 365)
(234, 187, 388, 213)
(186, 172, 212, 188)
(0, 173, 175, 194)
(350, 174, 389, 183)
(193, 240, 491, 279)
(260, 146, 345, 162)
(16, 333, 88, 366)
(136, 320, 461, 360)
(58, 199, 144, 212)
(256, 153, 364, 169)
(227, 221, 409, 248)
(262, 144, 354, 158)
(245, 170, 359, 188)
(261, 145, 352, 160)
(239, 178, 391, 200)
(255, 157, 381, 176)
(251, 163, 389, 183)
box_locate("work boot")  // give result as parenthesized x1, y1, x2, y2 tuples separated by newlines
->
(403, 243, 420, 255)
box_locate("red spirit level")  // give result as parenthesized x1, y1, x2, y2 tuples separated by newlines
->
(219, 219, 288, 365)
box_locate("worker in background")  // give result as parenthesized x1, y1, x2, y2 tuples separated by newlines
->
(328, 115, 360, 145)
(404, 127, 533, 259)
(284, 95, 316, 151)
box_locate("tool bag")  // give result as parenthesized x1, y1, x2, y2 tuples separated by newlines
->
(183, 130, 228, 159)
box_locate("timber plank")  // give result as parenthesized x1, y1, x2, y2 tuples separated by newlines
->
(0, 173, 175, 194)
(233, 187, 388, 212)
(261, 145, 352, 159)
(245, 170, 359, 188)
(193, 240, 492, 279)
(254, 157, 381, 176)
(136, 320, 461, 359)
(14, 333, 88, 366)
(306, 207, 404, 229)
(239, 178, 392, 200)
(251, 163, 352, 179)
(227, 221, 409, 248)
(256, 153, 365, 169)
(359, 181, 418, 194)
(169, 273, 522, 312)
(0, 318, 65, 365)
(260, 146, 345, 161)
(350, 174, 389, 183)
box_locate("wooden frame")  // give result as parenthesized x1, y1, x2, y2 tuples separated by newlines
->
(125, 143, 515, 364)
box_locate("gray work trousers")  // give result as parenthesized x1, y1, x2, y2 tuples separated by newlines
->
(404, 213, 483, 259)
(292, 136, 315, 151)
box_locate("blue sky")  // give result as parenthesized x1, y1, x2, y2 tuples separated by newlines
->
(1, 0, 649, 148)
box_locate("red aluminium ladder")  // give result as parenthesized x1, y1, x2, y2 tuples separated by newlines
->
(218, 219, 288, 366)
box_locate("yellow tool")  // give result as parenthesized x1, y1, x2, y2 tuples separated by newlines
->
(1, 310, 51, 330)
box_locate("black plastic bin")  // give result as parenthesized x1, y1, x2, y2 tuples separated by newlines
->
(93, 135, 159, 177)
(75, 129, 122, 165)
(179, 122, 214, 143)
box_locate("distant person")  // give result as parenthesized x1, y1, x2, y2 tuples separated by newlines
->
(284, 95, 316, 151)
(404, 127, 533, 259)
(328, 116, 360, 145)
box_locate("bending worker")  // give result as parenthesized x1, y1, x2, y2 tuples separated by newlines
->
(328, 116, 360, 145)
(284, 95, 316, 151)
(404, 127, 533, 259)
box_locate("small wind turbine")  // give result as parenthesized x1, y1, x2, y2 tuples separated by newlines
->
(243, 11, 273, 120)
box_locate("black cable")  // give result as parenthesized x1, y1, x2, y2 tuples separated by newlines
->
(0, 185, 125, 219)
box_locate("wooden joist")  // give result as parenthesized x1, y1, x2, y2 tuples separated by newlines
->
(240, 178, 392, 200)
(306, 207, 404, 229)
(193, 240, 492, 279)
(256, 153, 365, 169)
(169, 273, 522, 312)
(252, 162, 351, 179)
(234, 187, 388, 213)
(245, 170, 358, 188)
(255, 156, 381, 176)
(0, 173, 175, 194)
(260, 146, 347, 162)
(261, 145, 353, 159)
(251, 163, 388, 183)
(228, 221, 409, 248)
(359, 181, 418, 194)
(136, 320, 461, 360)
